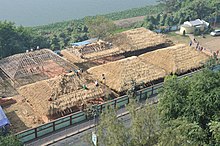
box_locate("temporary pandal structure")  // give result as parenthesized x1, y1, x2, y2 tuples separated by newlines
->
(139, 44, 210, 74)
(116, 27, 170, 52)
(67, 39, 114, 60)
(18, 73, 105, 117)
(87, 56, 166, 93)
(63, 28, 171, 63)
(0, 49, 71, 82)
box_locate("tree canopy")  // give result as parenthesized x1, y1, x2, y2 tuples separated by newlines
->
(0, 21, 49, 58)
(85, 16, 116, 39)
(0, 135, 22, 146)
(159, 69, 220, 145)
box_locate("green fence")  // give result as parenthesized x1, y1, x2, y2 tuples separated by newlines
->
(15, 70, 200, 143)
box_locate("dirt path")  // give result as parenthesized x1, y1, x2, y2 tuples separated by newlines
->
(188, 34, 220, 58)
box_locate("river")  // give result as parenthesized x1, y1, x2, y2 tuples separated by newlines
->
(0, 0, 157, 26)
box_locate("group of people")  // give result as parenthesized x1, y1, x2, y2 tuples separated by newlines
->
(190, 38, 219, 57)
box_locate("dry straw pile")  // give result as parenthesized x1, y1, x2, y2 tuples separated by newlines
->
(139, 44, 209, 74)
(87, 56, 166, 93)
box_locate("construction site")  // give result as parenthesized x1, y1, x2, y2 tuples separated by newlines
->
(0, 27, 210, 133)
(62, 28, 172, 69)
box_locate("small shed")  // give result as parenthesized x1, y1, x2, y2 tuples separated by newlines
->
(180, 19, 209, 35)
(70, 38, 98, 47)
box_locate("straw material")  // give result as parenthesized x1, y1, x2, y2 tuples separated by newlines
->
(83, 47, 123, 59)
(87, 56, 166, 92)
(139, 44, 209, 74)
(18, 74, 104, 116)
(61, 49, 85, 63)
(112, 27, 169, 52)
(63, 28, 170, 62)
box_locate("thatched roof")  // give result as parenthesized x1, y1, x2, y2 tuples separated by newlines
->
(87, 56, 166, 92)
(139, 44, 209, 74)
(63, 28, 171, 63)
(18, 74, 104, 116)
(117, 27, 170, 52)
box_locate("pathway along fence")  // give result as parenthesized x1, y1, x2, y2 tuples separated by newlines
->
(15, 70, 199, 143)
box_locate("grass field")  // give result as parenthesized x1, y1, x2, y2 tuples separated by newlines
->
(166, 32, 191, 45)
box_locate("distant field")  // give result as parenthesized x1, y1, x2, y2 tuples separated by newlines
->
(114, 16, 145, 27)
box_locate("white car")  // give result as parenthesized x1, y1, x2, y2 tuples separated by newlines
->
(210, 30, 220, 36)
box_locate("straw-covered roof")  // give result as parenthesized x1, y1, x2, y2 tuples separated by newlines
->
(110, 27, 170, 52)
(139, 44, 209, 74)
(87, 56, 166, 92)
(63, 28, 171, 63)
(18, 74, 104, 116)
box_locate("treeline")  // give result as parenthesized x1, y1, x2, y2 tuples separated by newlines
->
(0, 21, 49, 58)
(30, 4, 165, 51)
(141, 0, 220, 30)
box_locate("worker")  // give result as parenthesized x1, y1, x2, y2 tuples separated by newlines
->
(189, 40, 192, 46)
(95, 80, 99, 87)
(75, 70, 79, 77)
(216, 50, 219, 56)
(102, 74, 105, 80)
(80, 68, 83, 73)
(83, 84, 88, 90)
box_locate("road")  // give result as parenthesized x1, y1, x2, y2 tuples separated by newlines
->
(25, 96, 158, 146)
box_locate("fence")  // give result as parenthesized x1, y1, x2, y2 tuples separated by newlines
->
(15, 70, 200, 143)
(154, 25, 180, 33)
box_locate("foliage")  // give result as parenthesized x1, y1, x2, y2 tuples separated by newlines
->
(159, 118, 206, 146)
(127, 100, 160, 146)
(90, 100, 160, 146)
(0, 21, 49, 58)
(97, 108, 129, 146)
(85, 16, 116, 39)
(0, 135, 22, 146)
(159, 69, 220, 145)
(28, 4, 164, 50)
(143, 0, 220, 33)
(209, 121, 220, 144)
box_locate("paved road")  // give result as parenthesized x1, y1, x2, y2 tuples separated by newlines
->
(51, 112, 132, 146)
(25, 96, 158, 146)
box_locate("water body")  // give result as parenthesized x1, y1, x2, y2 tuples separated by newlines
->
(0, 0, 156, 26)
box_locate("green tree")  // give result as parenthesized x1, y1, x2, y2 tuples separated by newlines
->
(50, 35, 60, 50)
(159, 118, 206, 146)
(0, 21, 50, 58)
(97, 108, 129, 146)
(127, 100, 160, 146)
(0, 135, 22, 146)
(159, 69, 220, 145)
(209, 121, 220, 144)
(85, 16, 116, 39)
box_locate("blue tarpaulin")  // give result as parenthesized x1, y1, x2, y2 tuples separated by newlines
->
(0, 106, 10, 128)
(70, 38, 98, 47)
